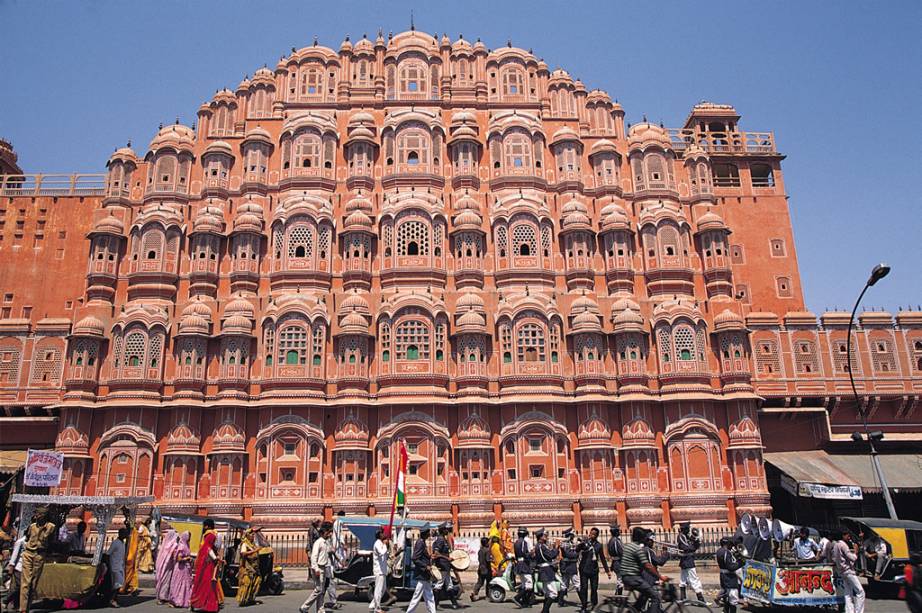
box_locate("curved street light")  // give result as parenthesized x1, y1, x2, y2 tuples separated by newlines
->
(846, 263, 897, 519)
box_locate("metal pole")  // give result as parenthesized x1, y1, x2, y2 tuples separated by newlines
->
(846, 281, 898, 519)
(867, 438, 898, 519)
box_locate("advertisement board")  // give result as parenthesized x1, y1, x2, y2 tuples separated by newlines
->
(741, 561, 843, 607)
(23, 449, 64, 487)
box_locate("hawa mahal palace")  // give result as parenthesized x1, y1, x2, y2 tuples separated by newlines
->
(1, 29, 921, 530)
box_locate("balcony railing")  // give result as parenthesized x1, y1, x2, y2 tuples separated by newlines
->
(666, 129, 777, 154)
(1, 174, 106, 196)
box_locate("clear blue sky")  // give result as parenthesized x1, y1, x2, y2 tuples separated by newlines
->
(2, 0, 920, 313)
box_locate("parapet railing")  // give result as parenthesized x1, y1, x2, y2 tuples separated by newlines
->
(1, 174, 107, 197)
(667, 129, 777, 154)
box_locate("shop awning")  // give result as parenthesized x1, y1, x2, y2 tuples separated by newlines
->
(0, 450, 27, 475)
(766, 450, 922, 499)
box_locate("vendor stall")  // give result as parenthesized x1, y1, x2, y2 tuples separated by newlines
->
(11, 493, 153, 605)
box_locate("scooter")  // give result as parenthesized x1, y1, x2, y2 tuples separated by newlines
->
(487, 559, 561, 604)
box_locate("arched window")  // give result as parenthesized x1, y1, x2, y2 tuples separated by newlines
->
(399, 60, 427, 94)
(278, 325, 308, 366)
(511, 223, 537, 258)
(395, 320, 430, 360)
(504, 132, 532, 170)
(397, 127, 430, 167)
(288, 224, 313, 261)
(124, 332, 146, 367)
(396, 220, 430, 256)
(675, 327, 695, 361)
(517, 322, 546, 363)
(295, 133, 321, 169)
(501, 67, 525, 96)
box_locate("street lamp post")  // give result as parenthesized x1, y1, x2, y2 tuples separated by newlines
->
(846, 263, 898, 519)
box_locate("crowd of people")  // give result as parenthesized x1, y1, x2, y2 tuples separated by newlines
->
(2, 510, 922, 613)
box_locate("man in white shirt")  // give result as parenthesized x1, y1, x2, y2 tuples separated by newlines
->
(4, 533, 26, 610)
(301, 522, 334, 613)
(830, 530, 864, 613)
(369, 528, 391, 613)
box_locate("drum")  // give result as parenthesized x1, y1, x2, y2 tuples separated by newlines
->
(450, 549, 471, 571)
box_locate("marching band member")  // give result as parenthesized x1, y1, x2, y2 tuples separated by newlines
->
(606, 523, 624, 596)
(534, 529, 560, 613)
(514, 527, 535, 608)
(715, 537, 742, 613)
(558, 529, 580, 607)
(677, 522, 706, 603)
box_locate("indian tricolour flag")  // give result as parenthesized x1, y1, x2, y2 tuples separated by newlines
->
(388, 441, 409, 536)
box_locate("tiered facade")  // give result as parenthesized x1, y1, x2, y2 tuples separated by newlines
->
(1, 30, 921, 530)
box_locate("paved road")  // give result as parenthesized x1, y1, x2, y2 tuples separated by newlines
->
(23, 585, 910, 613)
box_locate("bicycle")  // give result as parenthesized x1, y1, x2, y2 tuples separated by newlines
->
(597, 580, 714, 613)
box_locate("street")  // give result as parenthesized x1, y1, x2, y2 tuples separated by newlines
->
(22, 584, 909, 613)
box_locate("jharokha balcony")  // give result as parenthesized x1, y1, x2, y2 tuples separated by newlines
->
(666, 129, 777, 156)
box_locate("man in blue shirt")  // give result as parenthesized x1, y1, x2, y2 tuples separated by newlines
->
(793, 527, 820, 562)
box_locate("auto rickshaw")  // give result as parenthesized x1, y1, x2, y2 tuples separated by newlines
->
(332, 515, 456, 602)
(841, 517, 922, 586)
(160, 513, 284, 596)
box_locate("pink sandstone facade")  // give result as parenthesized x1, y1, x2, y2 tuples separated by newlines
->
(1, 30, 921, 530)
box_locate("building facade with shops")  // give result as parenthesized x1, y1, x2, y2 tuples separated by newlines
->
(1, 29, 920, 530)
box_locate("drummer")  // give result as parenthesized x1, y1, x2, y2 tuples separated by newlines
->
(432, 523, 460, 609)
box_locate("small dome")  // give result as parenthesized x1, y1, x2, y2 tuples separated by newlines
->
(333, 414, 370, 450)
(72, 315, 105, 338)
(243, 127, 272, 145)
(182, 300, 213, 319)
(562, 209, 592, 230)
(572, 309, 602, 333)
(148, 123, 195, 153)
(339, 311, 370, 335)
(612, 299, 645, 334)
(353, 37, 374, 54)
(178, 300, 212, 335)
(590, 139, 618, 156)
(457, 309, 486, 329)
(586, 90, 612, 105)
(345, 193, 373, 213)
(696, 211, 727, 233)
(91, 214, 125, 236)
(204, 140, 234, 157)
(456, 291, 484, 310)
(561, 198, 587, 216)
(683, 143, 709, 162)
(108, 146, 138, 166)
(341, 292, 370, 312)
(714, 309, 746, 332)
(451, 38, 473, 54)
(627, 122, 672, 150)
(224, 295, 255, 319)
(192, 205, 225, 234)
(453, 208, 483, 229)
(344, 209, 374, 230)
(222, 314, 254, 335)
(572, 294, 600, 314)
(600, 202, 631, 232)
(233, 200, 264, 233)
(253, 66, 274, 79)
(551, 126, 581, 146)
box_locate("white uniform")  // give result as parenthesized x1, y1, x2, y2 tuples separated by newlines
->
(369, 538, 389, 612)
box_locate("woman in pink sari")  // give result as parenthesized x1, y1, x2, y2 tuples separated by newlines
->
(155, 529, 179, 604)
(190, 520, 221, 612)
(169, 531, 194, 608)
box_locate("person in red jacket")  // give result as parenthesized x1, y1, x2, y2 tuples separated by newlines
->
(900, 552, 922, 613)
